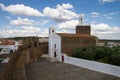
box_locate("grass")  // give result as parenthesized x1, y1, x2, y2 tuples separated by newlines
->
(0, 48, 2, 52)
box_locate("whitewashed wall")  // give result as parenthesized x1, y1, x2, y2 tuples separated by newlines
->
(0, 48, 10, 54)
(0, 41, 18, 52)
(49, 34, 62, 61)
(0, 45, 10, 49)
(63, 54, 120, 77)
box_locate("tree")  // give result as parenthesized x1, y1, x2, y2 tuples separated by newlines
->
(71, 46, 120, 66)
(83, 47, 95, 60)
(0, 48, 2, 52)
(93, 47, 105, 60)
(104, 42, 108, 46)
(111, 48, 120, 66)
(71, 48, 83, 58)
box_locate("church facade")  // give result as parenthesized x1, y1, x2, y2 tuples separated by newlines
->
(49, 16, 98, 61)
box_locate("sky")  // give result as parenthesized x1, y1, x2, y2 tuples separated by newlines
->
(0, 0, 120, 39)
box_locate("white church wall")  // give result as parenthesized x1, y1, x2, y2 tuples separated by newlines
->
(49, 34, 53, 57)
(53, 35, 61, 61)
(49, 33, 62, 61)
(63, 54, 120, 77)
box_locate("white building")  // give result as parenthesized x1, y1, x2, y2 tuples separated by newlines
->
(49, 17, 98, 62)
(0, 40, 18, 54)
(49, 27, 62, 61)
(107, 42, 120, 47)
(48, 27, 98, 62)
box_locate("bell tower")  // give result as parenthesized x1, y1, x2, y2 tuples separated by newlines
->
(79, 15, 84, 25)
(49, 27, 56, 35)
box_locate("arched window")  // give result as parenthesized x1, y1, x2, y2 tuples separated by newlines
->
(52, 30, 54, 33)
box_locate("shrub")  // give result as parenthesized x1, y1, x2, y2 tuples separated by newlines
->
(82, 47, 95, 60)
(93, 47, 105, 60)
(71, 48, 83, 58)
(71, 46, 120, 66)
(103, 47, 113, 63)
(111, 49, 120, 66)
(0, 48, 2, 52)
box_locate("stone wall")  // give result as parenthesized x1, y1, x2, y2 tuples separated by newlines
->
(61, 37, 96, 55)
(76, 25, 90, 35)
(0, 37, 48, 80)
(1, 45, 29, 80)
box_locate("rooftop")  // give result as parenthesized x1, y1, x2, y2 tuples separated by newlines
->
(0, 40, 15, 45)
(57, 33, 97, 38)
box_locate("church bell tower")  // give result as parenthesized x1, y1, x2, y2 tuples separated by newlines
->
(49, 27, 56, 35)
(79, 15, 84, 25)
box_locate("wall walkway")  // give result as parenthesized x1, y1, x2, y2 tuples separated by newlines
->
(62, 54, 120, 77)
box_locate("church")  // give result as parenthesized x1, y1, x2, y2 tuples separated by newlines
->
(49, 16, 98, 61)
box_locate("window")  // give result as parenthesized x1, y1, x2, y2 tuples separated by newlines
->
(52, 30, 54, 33)
(54, 44, 56, 48)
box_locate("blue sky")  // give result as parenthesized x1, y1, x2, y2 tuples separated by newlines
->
(0, 0, 120, 39)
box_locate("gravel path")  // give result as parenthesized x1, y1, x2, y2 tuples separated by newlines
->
(26, 58, 120, 80)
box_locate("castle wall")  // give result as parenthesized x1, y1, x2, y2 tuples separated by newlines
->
(0, 37, 48, 80)
(61, 37, 96, 55)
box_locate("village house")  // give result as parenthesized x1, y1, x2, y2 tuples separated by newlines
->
(0, 40, 18, 53)
(0, 39, 20, 63)
(107, 42, 120, 47)
(49, 16, 98, 61)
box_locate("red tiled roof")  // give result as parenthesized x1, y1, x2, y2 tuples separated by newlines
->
(0, 40, 15, 45)
(57, 33, 97, 38)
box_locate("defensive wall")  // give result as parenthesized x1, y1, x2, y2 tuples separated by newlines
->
(0, 37, 48, 80)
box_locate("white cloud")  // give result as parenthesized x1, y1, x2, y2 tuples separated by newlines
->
(91, 12, 99, 17)
(38, 20, 49, 25)
(91, 23, 111, 31)
(91, 23, 120, 39)
(57, 20, 79, 29)
(103, 14, 112, 19)
(21, 26, 40, 32)
(0, 26, 41, 37)
(5, 16, 11, 19)
(10, 17, 35, 26)
(109, 12, 119, 15)
(62, 3, 73, 9)
(99, 0, 118, 3)
(56, 29, 70, 33)
(57, 21, 120, 39)
(0, 3, 44, 16)
(43, 3, 78, 23)
(103, 12, 118, 19)
(39, 28, 49, 37)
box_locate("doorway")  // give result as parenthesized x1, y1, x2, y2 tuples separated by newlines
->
(54, 51, 56, 57)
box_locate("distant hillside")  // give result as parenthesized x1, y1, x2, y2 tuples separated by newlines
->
(99, 39, 120, 43)
(6, 37, 48, 41)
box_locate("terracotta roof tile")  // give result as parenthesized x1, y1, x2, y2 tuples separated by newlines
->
(57, 33, 97, 38)
(0, 40, 15, 45)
